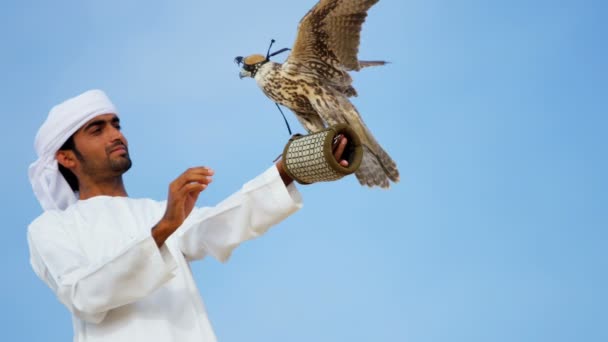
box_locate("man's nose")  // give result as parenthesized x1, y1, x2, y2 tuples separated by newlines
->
(108, 126, 125, 142)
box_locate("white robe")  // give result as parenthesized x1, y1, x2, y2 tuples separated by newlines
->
(27, 166, 302, 342)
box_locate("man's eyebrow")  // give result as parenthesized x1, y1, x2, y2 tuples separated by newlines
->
(83, 120, 106, 131)
(83, 115, 119, 131)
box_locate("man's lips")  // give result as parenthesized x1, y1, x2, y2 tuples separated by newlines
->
(109, 145, 127, 154)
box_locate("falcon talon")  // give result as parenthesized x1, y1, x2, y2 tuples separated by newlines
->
(332, 135, 341, 147)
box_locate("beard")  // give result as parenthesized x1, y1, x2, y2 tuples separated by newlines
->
(75, 144, 133, 177)
(109, 153, 132, 174)
(110, 153, 133, 175)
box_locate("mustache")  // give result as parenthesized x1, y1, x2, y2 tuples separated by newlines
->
(107, 141, 128, 154)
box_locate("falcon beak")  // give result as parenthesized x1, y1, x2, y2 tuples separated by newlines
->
(239, 70, 251, 79)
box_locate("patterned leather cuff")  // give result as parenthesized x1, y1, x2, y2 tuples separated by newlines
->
(282, 124, 363, 184)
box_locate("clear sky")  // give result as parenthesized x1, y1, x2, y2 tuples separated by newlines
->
(1, 0, 606, 341)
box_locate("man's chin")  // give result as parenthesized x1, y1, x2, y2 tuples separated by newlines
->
(110, 156, 132, 173)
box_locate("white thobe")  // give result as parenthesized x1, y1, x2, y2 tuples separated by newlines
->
(27, 166, 302, 342)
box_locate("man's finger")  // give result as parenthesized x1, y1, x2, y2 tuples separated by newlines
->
(178, 182, 207, 197)
(333, 136, 348, 161)
(172, 176, 212, 194)
(174, 167, 214, 188)
(184, 167, 214, 177)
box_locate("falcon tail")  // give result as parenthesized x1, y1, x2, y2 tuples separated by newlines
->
(359, 60, 389, 69)
(355, 143, 400, 188)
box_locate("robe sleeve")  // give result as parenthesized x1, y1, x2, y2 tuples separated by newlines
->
(27, 217, 178, 324)
(177, 165, 303, 262)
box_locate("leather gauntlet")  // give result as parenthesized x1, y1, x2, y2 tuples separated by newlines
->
(282, 124, 363, 184)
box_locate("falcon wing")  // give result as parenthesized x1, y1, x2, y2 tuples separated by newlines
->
(290, 109, 327, 134)
(286, 0, 380, 83)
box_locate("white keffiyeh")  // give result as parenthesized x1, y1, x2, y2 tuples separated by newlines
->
(28, 89, 118, 211)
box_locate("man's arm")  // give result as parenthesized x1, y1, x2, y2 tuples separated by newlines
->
(175, 135, 350, 262)
(28, 213, 178, 324)
(176, 164, 303, 262)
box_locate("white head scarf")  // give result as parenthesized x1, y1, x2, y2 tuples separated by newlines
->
(28, 89, 118, 211)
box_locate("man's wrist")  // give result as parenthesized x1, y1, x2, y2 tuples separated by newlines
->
(275, 160, 294, 186)
(151, 220, 175, 248)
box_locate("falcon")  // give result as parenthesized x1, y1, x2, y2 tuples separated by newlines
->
(235, 0, 399, 188)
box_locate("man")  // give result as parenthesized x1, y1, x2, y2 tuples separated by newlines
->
(27, 89, 349, 341)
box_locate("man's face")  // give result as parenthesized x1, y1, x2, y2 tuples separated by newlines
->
(71, 113, 132, 178)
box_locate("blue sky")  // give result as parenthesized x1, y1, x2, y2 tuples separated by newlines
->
(1, 0, 607, 341)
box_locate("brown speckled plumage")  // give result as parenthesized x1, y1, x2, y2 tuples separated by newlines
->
(237, 0, 399, 188)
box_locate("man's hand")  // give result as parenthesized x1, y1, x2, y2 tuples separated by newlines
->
(152, 167, 214, 247)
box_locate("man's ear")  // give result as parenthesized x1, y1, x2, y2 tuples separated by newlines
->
(56, 150, 77, 170)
